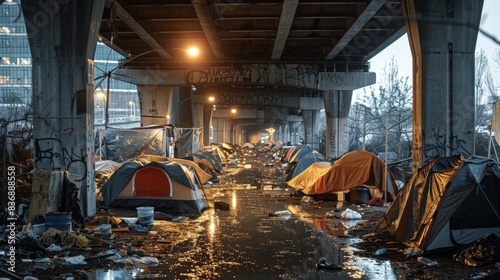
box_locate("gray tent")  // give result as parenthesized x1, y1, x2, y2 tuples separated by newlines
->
(102, 159, 208, 215)
(378, 155, 500, 254)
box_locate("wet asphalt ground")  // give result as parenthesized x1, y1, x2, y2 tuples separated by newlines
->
(7, 153, 500, 279)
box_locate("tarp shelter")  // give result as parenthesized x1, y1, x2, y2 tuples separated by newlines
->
(97, 126, 171, 162)
(378, 155, 500, 254)
(288, 150, 397, 198)
(102, 159, 208, 214)
(174, 128, 203, 158)
(95, 160, 123, 174)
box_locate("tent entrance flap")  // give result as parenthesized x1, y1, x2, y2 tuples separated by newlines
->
(133, 166, 172, 197)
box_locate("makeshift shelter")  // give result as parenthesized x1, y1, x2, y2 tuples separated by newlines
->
(96, 126, 169, 162)
(242, 142, 255, 149)
(287, 162, 332, 191)
(288, 145, 314, 163)
(102, 160, 208, 214)
(197, 151, 223, 173)
(288, 150, 397, 199)
(174, 128, 203, 158)
(136, 155, 214, 184)
(184, 154, 221, 183)
(378, 155, 500, 254)
(286, 151, 329, 180)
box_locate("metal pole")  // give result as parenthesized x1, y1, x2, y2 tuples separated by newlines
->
(384, 116, 389, 205)
(105, 75, 110, 129)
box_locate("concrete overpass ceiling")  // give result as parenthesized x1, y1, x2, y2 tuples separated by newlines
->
(99, 0, 405, 71)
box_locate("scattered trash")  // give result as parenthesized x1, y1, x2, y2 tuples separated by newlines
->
(121, 218, 138, 225)
(93, 224, 112, 237)
(129, 223, 151, 233)
(340, 209, 362, 220)
(374, 248, 388, 256)
(316, 257, 343, 270)
(45, 244, 62, 252)
(300, 196, 313, 203)
(64, 255, 87, 265)
(367, 197, 385, 206)
(418, 256, 438, 266)
(268, 210, 292, 219)
(75, 235, 89, 248)
(244, 164, 252, 169)
(403, 247, 422, 256)
(214, 201, 230, 211)
(469, 272, 489, 279)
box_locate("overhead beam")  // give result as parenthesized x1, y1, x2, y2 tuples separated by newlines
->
(272, 0, 299, 60)
(114, 2, 172, 58)
(192, 0, 224, 58)
(363, 26, 405, 61)
(325, 0, 388, 60)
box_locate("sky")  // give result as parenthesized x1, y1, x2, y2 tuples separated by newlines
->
(354, 0, 500, 101)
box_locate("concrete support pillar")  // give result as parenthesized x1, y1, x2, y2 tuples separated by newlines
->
(171, 86, 194, 128)
(22, 0, 104, 217)
(403, 0, 483, 169)
(137, 85, 174, 126)
(288, 120, 302, 145)
(203, 104, 214, 145)
(283, 123, 290, 144)
(302, 110, 321, 150)
(323, 90, 353, 159)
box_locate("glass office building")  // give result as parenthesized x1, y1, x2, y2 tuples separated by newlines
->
(0, 0, 140, 127)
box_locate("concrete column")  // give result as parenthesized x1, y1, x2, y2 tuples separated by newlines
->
(171, 86, 194, 128)
(403, 0, 483, 169)
(302, 110, 321, 150)
(22, 0, 104, 217)
(323, 90, 353, 159)
(203, 104, 214, 145)
(137, 85, 174, 126)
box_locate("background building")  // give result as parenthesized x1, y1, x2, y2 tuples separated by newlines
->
(0, 0, 140, 129)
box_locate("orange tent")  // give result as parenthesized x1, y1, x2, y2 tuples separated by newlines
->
(291, 150, 398, 199)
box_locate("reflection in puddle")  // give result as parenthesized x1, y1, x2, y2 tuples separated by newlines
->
(90, 268, 170, 280)
(87, 189, 399, 279)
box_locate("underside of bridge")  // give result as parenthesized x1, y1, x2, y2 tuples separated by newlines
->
(96, 0, 406, 160)
(20, 0, 483, 217)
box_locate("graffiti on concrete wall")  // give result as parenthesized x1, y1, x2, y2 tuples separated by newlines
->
(187, 67, 252, 84)
(217, 94, 284, 107)
(423, 127, 471, 158)
(187, 64, 321, 88)
(34, 137, 87, 181)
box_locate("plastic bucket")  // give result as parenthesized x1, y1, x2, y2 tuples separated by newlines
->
(136, 207, 155, 226)
(45, 212, 72, 231)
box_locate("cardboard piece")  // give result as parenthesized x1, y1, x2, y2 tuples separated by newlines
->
(29, 170, 63, 220)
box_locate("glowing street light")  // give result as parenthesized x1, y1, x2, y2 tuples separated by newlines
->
(187, 47, 199, 57)
(231, 108, 237, 114)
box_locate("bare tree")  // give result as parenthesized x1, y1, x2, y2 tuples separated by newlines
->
(356, 57, 413, 160)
